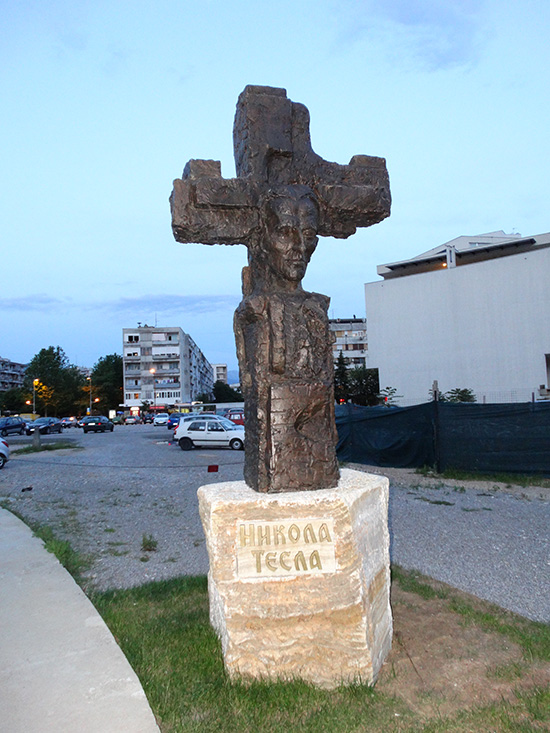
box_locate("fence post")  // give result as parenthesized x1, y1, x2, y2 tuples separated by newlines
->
(433, 396, 441, 473)
(347, 401, 354, 460)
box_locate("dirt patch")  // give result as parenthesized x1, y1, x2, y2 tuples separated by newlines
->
(378, 576, 550, 720)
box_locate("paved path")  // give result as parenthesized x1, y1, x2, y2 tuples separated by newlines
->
(0, 508, 159, 733)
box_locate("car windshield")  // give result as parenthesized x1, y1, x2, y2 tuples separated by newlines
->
(218, 417, 238, 429)
(34, 418, 49, 424)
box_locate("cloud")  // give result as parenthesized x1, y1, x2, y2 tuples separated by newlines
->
(1, 293, 240, 316)
(0, 294, 69, 311)
(102, 293, 240, 316)
(336, 0, 486, 70)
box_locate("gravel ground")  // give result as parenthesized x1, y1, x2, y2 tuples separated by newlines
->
(1, 428, 548, 622)
(350, 464, 550, 623)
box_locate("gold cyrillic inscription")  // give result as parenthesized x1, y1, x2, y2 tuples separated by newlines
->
(236, 519, 336, 578)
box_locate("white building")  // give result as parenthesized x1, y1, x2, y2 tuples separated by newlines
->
(0, 357, 26, 392)
(122, 325, 213, 411)
(365, 231, 550, 404)
(212, 363, 228, 384)
(329, 318, 368, 367)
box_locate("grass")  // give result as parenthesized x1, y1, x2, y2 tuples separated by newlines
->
(3, 513, 548, 732)
(141, 533, 158, 552)
(0, 505, 90, 581)
(91, 569, 550, 733)
(92, 577, 409, 732)
(12, 440, 83, 455)
(415, 466, 550, 488)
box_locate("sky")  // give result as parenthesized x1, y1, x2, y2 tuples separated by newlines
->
(2, 0, 549, 374)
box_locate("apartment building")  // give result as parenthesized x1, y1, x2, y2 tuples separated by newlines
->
(0, 357, 26, 392)
(212, 363, 228, 384)
(122, 325, 213, 411)
(329, 318, 368, 367)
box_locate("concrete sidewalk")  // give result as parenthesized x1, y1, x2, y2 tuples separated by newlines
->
(0, 508, 159, 733)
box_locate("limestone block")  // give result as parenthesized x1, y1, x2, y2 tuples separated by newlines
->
(198, 468, 392, 688)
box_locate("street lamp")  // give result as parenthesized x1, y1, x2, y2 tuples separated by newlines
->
(149, 368, 156, 410)
(87, 376, 92, 414)
(33, 379, 39, 415)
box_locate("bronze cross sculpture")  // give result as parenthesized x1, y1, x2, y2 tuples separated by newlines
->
(170, 85, 390, 493)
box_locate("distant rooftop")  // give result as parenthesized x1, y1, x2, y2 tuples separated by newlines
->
(377, 230, 550, 279)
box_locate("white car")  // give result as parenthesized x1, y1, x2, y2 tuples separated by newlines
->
(174, 417, 245, 451)
(0, 438, 9, 469)
(153, 413, 169, 426)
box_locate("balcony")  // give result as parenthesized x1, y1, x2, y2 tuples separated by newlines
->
(152, 353, 179, 360)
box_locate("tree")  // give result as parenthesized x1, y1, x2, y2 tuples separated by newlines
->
(212, 380, 243, 403)
(378, 386, 401, 406)
(348, 366, 380, 406)
(35, 381, 55, 416)
(195, 391, 214, 404)
(92, 354, 123, 412)
(334, 352, 350, 403)
(24, 346, 85, 416)
(443, 387, 476, 403)
(0, 388, 27, 414)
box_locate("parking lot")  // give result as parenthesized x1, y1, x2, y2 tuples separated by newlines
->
(1, 423, 549, 622)
(0, 424, 244, 590)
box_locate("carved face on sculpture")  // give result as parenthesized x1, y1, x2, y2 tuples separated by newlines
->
(260, 187, 319, 286)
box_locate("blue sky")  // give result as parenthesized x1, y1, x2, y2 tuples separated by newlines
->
(2, 0, 549, 373)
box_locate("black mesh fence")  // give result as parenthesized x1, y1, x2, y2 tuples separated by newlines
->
(335, 401, 550, 476)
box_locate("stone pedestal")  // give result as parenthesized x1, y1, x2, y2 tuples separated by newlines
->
(198, 468, 392, 688)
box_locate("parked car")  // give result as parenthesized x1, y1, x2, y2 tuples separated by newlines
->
(81, 416, 114, 433)
(153, 413, 169, 426)
(174, 417, 245, 451)
(26, 417, 63, 435)
(76, 417, 86, 428)
(167, 412, 184, 430)
(60, 417, 78, 428)
(0, 438, 9, 468)
(124, 415, 140, 425)
(142, 414, 153, 424)
(224, 408, 245, 426)
(111, 416, 124, 425)
(0, 416, 26, 436)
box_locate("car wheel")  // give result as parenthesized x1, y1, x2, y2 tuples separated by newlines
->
(19, 427, 25, 435)
(230, 438, 244, 451)
(0, 454, 5, 469)
(179, 437, 193, 451)
(45, 427, 50, 435)
(0, 429, 7, 437)
(83, 429, 88, 434)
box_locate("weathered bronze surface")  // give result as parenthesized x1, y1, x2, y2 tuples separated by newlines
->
(170, 85, 390, 493)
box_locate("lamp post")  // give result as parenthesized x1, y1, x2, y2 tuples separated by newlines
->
(149, 368, 156, 410)
(33, 379, 39, 415)
(87, 376, 92, 414)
